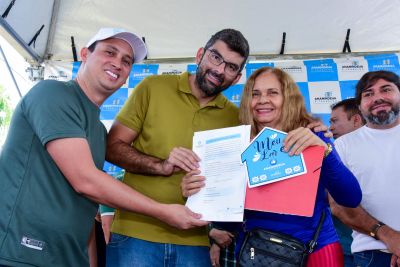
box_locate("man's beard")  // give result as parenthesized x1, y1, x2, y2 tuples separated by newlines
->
(195, 66, 231, 97)
(364, 100, 400, 126)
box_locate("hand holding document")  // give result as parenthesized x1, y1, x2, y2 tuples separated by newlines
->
(186, 126, 324, 219)
(185, 125, 250, 222)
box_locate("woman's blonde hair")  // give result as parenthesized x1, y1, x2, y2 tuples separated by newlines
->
(239, 67, 316, 136)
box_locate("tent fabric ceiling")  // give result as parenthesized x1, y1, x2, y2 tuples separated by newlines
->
(1, 0, 400, 63)
(0, 0, 54, 61)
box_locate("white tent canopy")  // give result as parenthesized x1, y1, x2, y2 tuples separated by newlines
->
(1, 0, 400, 63)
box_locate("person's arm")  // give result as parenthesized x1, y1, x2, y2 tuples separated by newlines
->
(331, 201, 400, 264)
(319, 137, 362, 207)
(210, 243, 221, 267)
(100, 214, 114, 244)
(46, 137, 207, 230)
(209, 228, 235, 248)
(106, 121, 200, 176)
(306, 120, 333, 139)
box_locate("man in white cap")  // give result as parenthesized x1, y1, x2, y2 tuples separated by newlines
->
(0, 28, 207, 267)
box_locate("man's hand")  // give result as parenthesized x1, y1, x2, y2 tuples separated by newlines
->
(331, 203, 400, 266)
(209, 228, 234, 248)
(391, 254, 400, 267)
(161, 147, 201, 176)
(378, 226, 400, 266)
(100, 214, 114, 244)
(106, 122, 200, 176)
(181, 169, 205, 197)
(307, 121, 333, 138)
(210, 243, 221, 267)
(158, 204, 208, 230)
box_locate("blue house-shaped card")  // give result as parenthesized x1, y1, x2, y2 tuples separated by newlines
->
(241, 127, 307, 188)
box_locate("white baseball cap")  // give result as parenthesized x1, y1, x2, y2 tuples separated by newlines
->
(86, 28, 147, 63)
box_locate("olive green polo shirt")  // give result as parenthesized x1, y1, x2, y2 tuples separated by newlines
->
(111, 72, 239, 246)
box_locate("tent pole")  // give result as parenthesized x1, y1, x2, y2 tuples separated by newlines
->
(0, 17, 42, 63)
(0, 43, 22, 98)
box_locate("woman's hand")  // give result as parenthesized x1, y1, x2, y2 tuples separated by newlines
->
(181, 169, 205, 197)
(284, 127, 328, 156)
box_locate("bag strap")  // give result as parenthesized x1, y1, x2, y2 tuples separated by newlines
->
(307, 210, 326, 254)
(242, 209, 326, 254)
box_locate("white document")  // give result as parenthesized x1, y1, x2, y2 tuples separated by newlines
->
(185, 125, 250, 222)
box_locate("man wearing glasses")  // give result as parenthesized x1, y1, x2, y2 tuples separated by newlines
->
(104, 29, 250, 266)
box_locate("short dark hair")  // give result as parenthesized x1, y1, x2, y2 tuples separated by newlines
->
(355, 70, 400, 105)
(204, 29, 250, 70)
(331, 98, 366, 123)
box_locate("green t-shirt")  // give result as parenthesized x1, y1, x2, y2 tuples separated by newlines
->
(111, 72, 239, 246)
(0, 80, 106, 266)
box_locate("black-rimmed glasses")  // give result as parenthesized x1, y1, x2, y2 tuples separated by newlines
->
(206, 49, 241, 76)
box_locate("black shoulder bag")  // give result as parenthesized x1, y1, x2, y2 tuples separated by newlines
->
(238, 210, 326, 267)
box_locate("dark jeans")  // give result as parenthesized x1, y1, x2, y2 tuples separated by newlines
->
(106, 234, 211, 267)
(353, 250, 392, 267)
(344, 253, 355, 267)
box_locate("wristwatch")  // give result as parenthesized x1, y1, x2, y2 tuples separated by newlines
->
(369, 221, 385, 239)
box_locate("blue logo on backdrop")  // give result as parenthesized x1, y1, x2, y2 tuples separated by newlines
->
(364, 54, 400, 75)
(71, 62, 82, 79)
(246, 62, 274, 78)
(222, 84, 244, 107)
(304, 59, 338, 81)
(100, 88, 128, 120)
(187, 64, 197, 74)
(128, 64, 159, 88)
(297, 82, 311, 112)
(339, 80, 358, 100)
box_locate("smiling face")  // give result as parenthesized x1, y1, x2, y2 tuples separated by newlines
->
(80, 38, 133, 98)
(195, 40, 243, 97)
(360, 78, 400, 129)
(251, 72, 284, 131)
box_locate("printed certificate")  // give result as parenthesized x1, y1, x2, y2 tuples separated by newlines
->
(185, 125, 250, 222)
